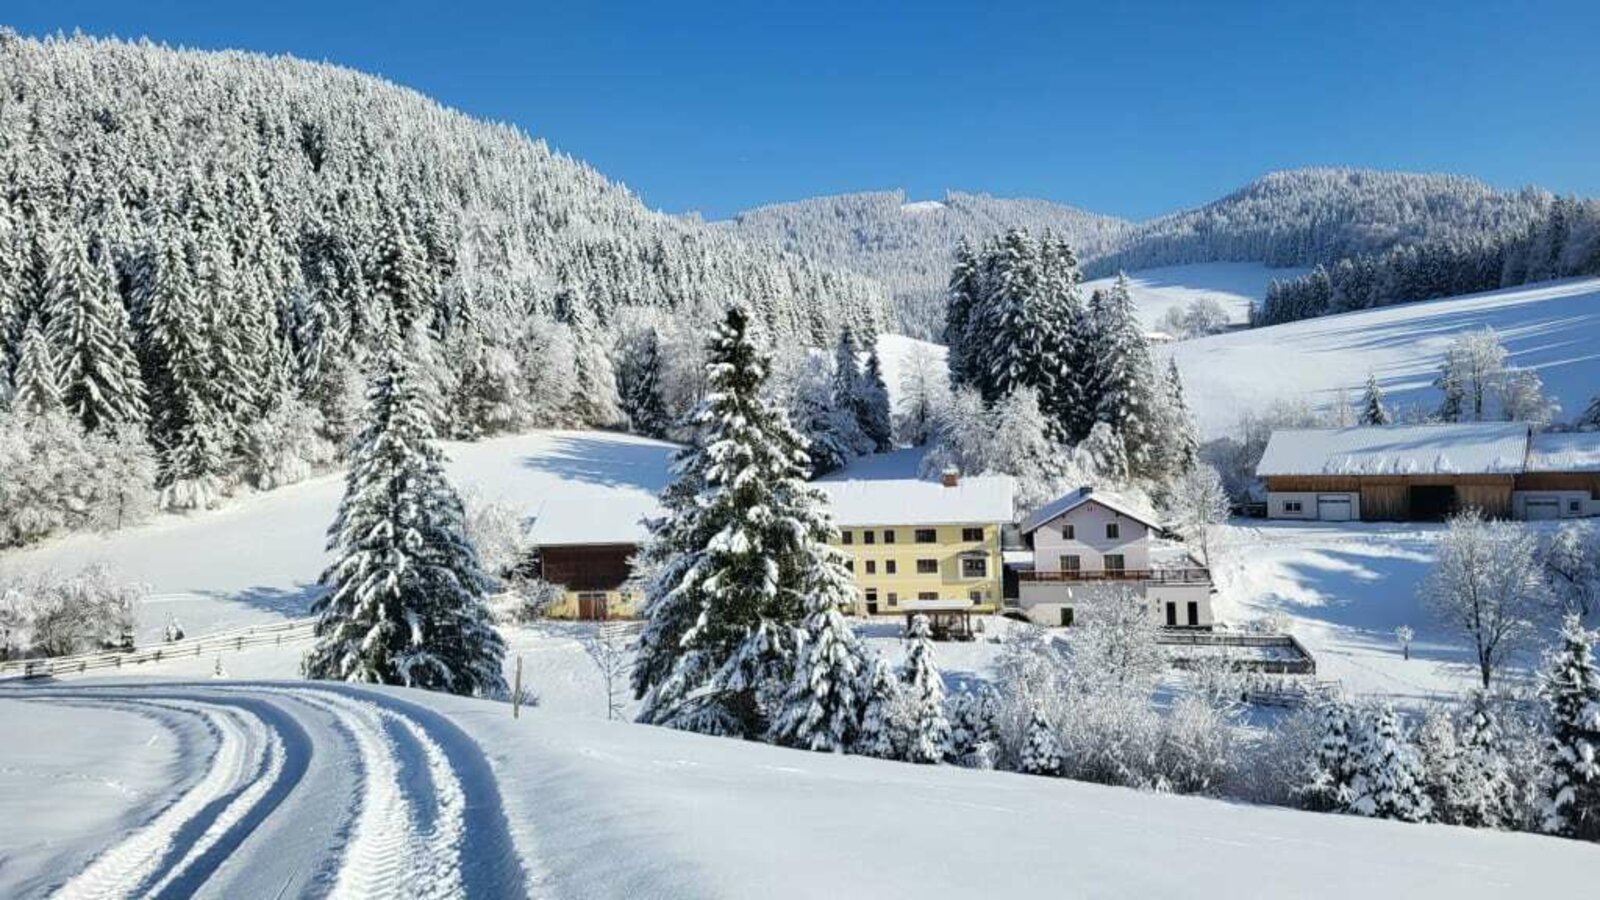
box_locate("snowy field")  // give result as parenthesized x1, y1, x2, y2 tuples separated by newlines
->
(0, 430, 676, 643)
(1165, 276, 1600, 438)
(6, 674, 1598, 898)
(1083, 261, 1307, 328)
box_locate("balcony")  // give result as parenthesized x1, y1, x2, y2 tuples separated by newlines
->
(1017, 567, 1211, 585)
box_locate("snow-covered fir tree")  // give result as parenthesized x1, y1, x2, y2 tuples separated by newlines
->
(1020, 707, 1066, 776)
(1089, 274, 1162, 480)
(1304, 696, 1358, 811)
(1358, 372, 1392, 425)
(1448, 693, 1516, 829)
(616, 326, 671, 439)
(632, 306, 842, 738)
(303, 320, 506, 697)
(786, 351, 863, 477)
(857, 343, 894, 452)
(46, 230, 147, 432)
(827, 329, 875, 458)
(1539, 614, 1600, 839)
(899, 614, 951, 764)
(1348, 703, 1432, 822)
(769, 573, 870, 753)
(854, 655, 906, 760)
(946, 684, 1000, 768)
(10, 314, 61, 417)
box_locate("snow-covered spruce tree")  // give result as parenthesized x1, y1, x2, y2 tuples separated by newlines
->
(1020, 707, 1065, 776)
(944, 236, 980, 388)
(1151, 359, 1198, 478)
(1539, 614, 1600, 840)
(559, 288, 623, 429)
(786, 351, 862, 477)
(829, 328, 876, 459)
(303, 322, 506, 697)
(858, 343, 894, 453)
(1348, 703, 1432, 822)
(1303, 696, 1358, 811)
(1449, 692, 1516, 828)
(1415, 707, 1460, 818)
(139, 213, 226, 509)
(1089, 274, 1162, 480)
(616, 326, 671, 439)
(10, 314, 61, 417)
(989, 386, 1072, 516)
(769, 570, 870, 753)
(633, 306, 838, 738)
(854, 654, 907, 760)
(899, 614, 951, 764)
(46, 230, 147, 432)
(977, 230, 1075, 440)
(1358, 372, 1392, 425)
(946, 684, 1000, 768)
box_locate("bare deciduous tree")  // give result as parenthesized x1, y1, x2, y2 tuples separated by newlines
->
(1420, 510, 1546, 689)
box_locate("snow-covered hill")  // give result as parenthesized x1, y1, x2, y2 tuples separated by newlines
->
(1081, 262, 1307, 329)
(1165, 276, 1600, 439)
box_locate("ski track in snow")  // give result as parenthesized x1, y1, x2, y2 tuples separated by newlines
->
(5, 683, 525, 900)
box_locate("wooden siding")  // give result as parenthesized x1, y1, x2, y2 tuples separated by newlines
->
(1515, 473, 1600, 494)
(537, 543, 637, 592)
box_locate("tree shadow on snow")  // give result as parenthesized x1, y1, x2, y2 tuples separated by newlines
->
(519, 433, 674, 492)
(224, 583, 322, 618)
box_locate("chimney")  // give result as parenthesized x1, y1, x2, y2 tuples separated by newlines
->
(941, 467, 960, 488)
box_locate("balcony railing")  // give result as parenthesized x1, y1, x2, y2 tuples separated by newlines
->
(1018, 567, 1211, 585)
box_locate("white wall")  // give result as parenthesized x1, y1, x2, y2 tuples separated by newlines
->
(1031, 501, 1151, 571)
(1016, 581, 1214, 627)
(1267, 492, 1360, 521)
(1512, 490, 1600, 520)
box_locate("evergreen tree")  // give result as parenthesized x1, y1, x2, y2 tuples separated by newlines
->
(46, 229, 146, 432)
(945, 684, 999, 768)
(1020, 708, 1064, 776)
(1358, 372, 1392, 425)
(303, 323, 506, 697)
(1450, 693, 1515, 829)
(770, 582, 869, 753)
(559, 288, 623, 428)
(11, 313, 61, 417)
(1349, 703, 1432, 822)
(858, 342, 894, 452)
(899, 614, 950, 764)
(633, 306, 840, 738)
(828, 328, 874, 458)
(1090, 274, 1161, 479)
(1539, 614, 1600, 840)
(854, 655, 906, 760)
(616, 326, 671, 439)
(1575, 394, 1600, 431)
(945, 237, 979, 387)
(1159, 359, 1199, 475)
(1305, 697, 1358, 811)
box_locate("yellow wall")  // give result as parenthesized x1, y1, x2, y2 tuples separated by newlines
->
(546, 587, 643, 620)
(830, 523, 1004, 615)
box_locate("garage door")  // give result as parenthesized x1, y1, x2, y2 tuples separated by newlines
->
(1524, 498, 1560, 521)
(1317, 495, 1353, 521)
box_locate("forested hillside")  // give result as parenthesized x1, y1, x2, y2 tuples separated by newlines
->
(721, 190, 1129, 338)
(0, 31, 889, 539)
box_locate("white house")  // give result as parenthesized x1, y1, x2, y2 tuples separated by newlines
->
(1010, 487, 1214, 629)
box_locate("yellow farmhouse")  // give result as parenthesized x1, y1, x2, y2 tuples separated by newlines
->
(816, 472, 1015, 617)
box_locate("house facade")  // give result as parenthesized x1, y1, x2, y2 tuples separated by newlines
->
(816, 473, 1014, 616)
(1012, 488, 1214, 628)
(533, 542, 641, 620)
(1258, 424, 1600, 522)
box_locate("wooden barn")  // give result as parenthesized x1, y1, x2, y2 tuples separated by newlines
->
(1256, 423, 1600, 522)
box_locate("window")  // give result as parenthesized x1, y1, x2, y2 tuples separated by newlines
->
(918, 592, 938, 601)
(865, 560, 877, 575)
(914, 528, 937, 544)
(916, 559, 938, 574)
(1059, 555, 1081, 572)
(1104, 553, 1125, 572)
(845, 559, 855, 573)
(1063, 524, 1075, 540)
(883, 529, 896, 544)
(1106, 522, 1121, 540)
(885, 560, 897, 575)
(1284, 500, 1303, 514)
(887, 592, 899, 606)
(865, 588, 878, 608)
(841, 530, 853, 545)
(968, 589, 983, 604)
(961, 557, 988, 578)
(1571, 499, 1584, 514)
(962, 527, 984, 542)
(1060, 608, 1075, 627)
(863, 530, 876, 545)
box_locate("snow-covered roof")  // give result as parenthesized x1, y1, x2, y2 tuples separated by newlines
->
(1020, 487, 1161, 535)
(523, 494, 662, 547)
(1255, 424, 1531, 477)
(899, 599, 975, 612)
(1526, 432, 1600, 473)
(815, 476, 1015, 527)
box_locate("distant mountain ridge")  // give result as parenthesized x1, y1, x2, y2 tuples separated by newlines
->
(720, 169, 1564, 337)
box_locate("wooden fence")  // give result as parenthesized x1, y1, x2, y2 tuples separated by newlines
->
(1158, 630, 1318, 676)
(1, 618, 317, 679)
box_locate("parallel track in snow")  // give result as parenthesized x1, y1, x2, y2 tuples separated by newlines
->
(6, 683, 526, 900)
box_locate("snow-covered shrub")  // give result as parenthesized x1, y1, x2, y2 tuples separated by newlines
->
(1019, 708, 1065, 776)
(0, 412, 157, 547)
(1154, 696, 1236, 795)
(1236, 703, 1325, 807)
(1300, 695, 1359, 811)
(239, 393, 337, 490)
(946, 684, 1000, 768)
(991, 624, 1071, 769)
(1347, 703, 1432, 822)
(0, 564, 145, 658)
(461, 488, 527, 581)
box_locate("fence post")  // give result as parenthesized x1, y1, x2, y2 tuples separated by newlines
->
(513, 655, 524, 720)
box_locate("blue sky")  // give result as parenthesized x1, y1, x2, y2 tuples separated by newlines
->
(7, 1, 1599, 220)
